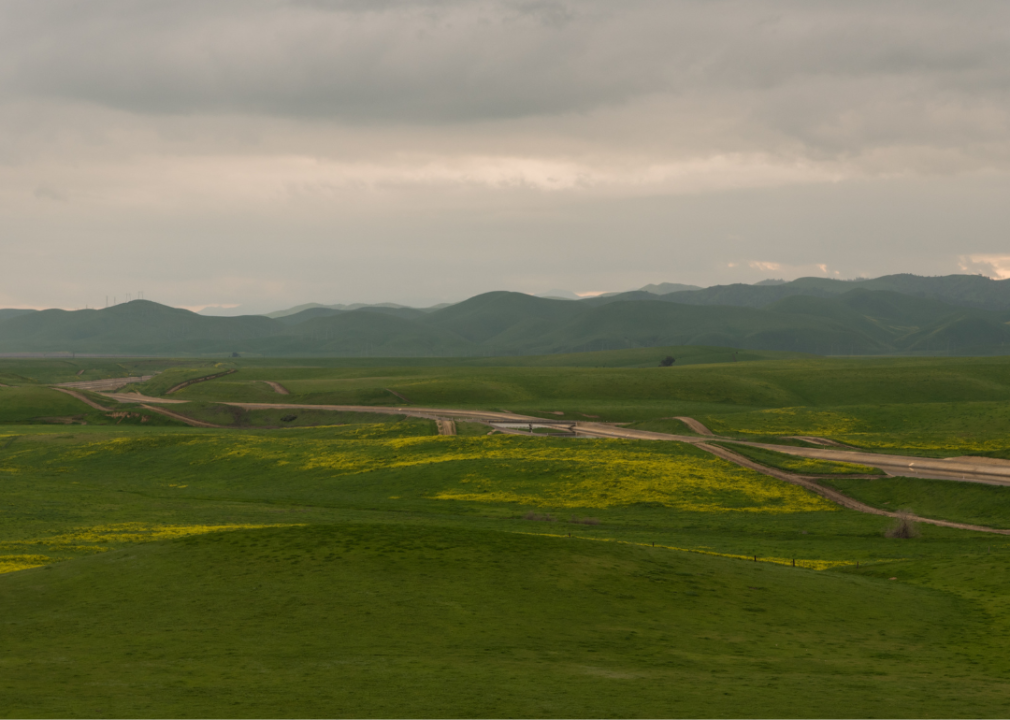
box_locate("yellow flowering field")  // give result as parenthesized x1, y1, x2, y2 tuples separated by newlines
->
(431, 451, 833, 512)
(30, 432, 837, 514)
(0, 524, 301, 575)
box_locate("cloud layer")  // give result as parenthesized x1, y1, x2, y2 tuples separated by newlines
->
(2, 1, 1009, 310)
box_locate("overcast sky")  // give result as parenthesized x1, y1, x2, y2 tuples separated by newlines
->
(3, 0, 1009, 313)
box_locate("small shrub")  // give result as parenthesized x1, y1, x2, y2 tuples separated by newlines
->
(570, 516, 600, 525)
(660, 356, 676, 367)
(885, 511, 920, 539)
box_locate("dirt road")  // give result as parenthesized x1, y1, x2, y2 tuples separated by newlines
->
(697, 442, 1010, 536)
(569, 421, 1010, 485)
(52, 388, 112, 411)
(55, 376, 154, 392)
(139, 405, 223, 428)
(223, 402, 535, 423)
(265, 381, 289, 395)
(669, 416, 715, 435)
(436, 418, 457, 436)
(98, 392, 189, 405)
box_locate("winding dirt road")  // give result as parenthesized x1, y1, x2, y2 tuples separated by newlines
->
(139, 405, 223, 428)
(696, 443, 1010, 535)
(51, 387, 112, 411)
(56, 376, 154, 392)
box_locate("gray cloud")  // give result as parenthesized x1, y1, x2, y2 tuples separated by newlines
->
(3, 1, 1009, 139)
(2, 1, 1009, 311)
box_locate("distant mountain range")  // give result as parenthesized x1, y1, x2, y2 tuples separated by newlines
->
(1, 274, 1008, 357)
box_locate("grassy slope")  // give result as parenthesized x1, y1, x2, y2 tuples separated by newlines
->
(0, 386, 92, 421)
(3, 523, 1006, 719)
(177, 355, 1010, 409)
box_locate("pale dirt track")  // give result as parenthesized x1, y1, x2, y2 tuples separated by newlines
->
(52, 387, 112, 411)
(223, 402, 535, 423)
(568, 423, 1010, 485)
(55, 376, 154, 392)
(265, 381, 289, 395)
(436, 418, 457, 436)
(139, 405, 223, 428)
(669, 416, 715, 435)
(696, 443, 1010, 536)
(98, 392, 189, 405)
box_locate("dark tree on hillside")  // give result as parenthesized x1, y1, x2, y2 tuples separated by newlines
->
(660, 356, 675, 367)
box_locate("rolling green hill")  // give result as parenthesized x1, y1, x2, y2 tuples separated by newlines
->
(2, 278, 1009, 357)
(640, 273, 1010, 311)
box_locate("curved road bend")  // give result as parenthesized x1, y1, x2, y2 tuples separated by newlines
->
(265, 381, 290, 395)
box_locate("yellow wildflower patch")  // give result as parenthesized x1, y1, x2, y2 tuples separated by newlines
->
(0, 554, 51, 574)
(708, 408, 860, 437)
(0, 524, 302, 575)
(427, 444, 834, 513)
(42, 523, 301, 546)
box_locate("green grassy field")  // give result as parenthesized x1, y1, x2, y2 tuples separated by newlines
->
(3, 353, 1010, 716)
(5, 523, 1010, 718)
